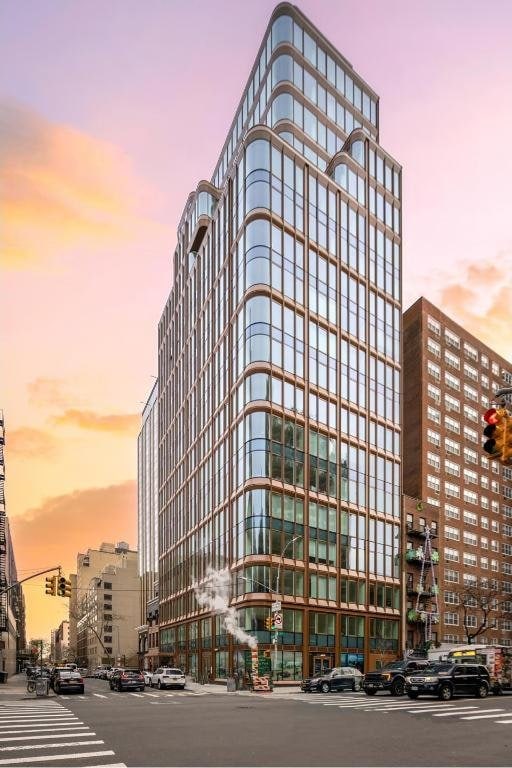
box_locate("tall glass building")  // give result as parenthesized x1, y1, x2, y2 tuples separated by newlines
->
(158, 3, 402, 681)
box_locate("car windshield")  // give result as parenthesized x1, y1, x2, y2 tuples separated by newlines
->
(382, 661, 407, 670)
(425, 663, 454, 673)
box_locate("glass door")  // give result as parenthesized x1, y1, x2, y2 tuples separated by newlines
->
(311, 654, 334, 677)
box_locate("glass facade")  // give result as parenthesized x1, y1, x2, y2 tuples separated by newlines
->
(137, 381, 159, 624)
(158, 4, 402, 679)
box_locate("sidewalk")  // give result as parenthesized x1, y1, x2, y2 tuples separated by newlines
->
(0, 672, 57, 702)
(186, 679, 302, 695)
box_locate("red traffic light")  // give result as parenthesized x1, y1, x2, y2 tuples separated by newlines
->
(484, 408, 499, 425)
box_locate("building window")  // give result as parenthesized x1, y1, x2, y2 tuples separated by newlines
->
(444, 612, 459, 626)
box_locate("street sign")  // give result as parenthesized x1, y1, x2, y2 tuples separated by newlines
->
(273, 612, 283, 628)
(271, 601, 281, 612)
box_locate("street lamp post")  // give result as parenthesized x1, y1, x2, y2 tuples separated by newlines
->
(273, 535, 302, 681)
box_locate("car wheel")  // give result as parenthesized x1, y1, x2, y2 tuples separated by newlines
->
(320, 682, 330, 694)
(181, 686, 185, 690)
(365, 689, 377, 696)
(139, 687, 144, 692)
(79, 688, 84, 694)
(476, 683, 489, 699)
(438, 684, 453, 701)
(390, 679, 405, 697)
(158, 680, 162, 689)
(407, 692, 419, 699)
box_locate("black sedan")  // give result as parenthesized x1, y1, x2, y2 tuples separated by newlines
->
(52, 670, 84, 694)
(110, 668, 145, 692)
(302, 667, 364, 693)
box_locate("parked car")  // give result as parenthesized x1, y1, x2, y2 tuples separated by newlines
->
(302, 667, 364, 693)
(405, 662, 491, 701)
(110, 668, 145, 692)
(79, 668, 89, 678)
(150, 667, 186, 690)
(52, 669, 84, 695)
(363, 659, 430, 696)
(106, 667, 123, 681)
(97, 666, 112, 679)
(143, 670, 153, 686)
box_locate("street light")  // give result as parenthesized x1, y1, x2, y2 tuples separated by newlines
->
(273, 535, 302, 681)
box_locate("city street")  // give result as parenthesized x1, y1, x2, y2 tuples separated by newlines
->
(1, 677, 512, 766)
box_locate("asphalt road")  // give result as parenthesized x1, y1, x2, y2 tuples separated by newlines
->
(3, 677, 512, 766)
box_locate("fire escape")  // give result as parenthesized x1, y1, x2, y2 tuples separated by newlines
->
(405, 524, 440, 651)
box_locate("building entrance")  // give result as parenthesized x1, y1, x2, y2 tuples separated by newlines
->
(311, 654, 334, 677)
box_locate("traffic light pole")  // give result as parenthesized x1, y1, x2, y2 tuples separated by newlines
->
(0, 566, 61, 597)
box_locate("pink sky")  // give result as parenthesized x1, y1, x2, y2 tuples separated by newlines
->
(1, 0, 512, 639)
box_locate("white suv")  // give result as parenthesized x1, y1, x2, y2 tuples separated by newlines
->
(150, 667, 186, 690)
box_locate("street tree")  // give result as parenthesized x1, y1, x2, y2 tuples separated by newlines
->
(452, 581, 511, 644)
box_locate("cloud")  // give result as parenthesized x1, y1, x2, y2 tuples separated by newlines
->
(6, 427, 58, 459)
(53, 409, 140, 435)
(437, 252, 512, 360)
(27, 378, 74, 408)
(0, 102, 155, 268)
(9, 480, 137, 577)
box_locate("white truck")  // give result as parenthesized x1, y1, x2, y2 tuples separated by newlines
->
(446, 644, 512, 694)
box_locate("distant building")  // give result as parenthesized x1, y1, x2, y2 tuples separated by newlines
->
(53, 621, 70, 662)
(403, 297, 512, 648)
(71, 542, 139, 670)
(0, 411, 26, 675)
(137, 381, 160, 670)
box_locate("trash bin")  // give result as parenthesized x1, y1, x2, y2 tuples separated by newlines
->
(0, 671, 8, 684)
(35, 678, 49, 697)
(226, 677, 236, 692)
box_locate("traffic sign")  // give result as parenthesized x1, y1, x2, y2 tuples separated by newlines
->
(273, 612, 283, 628)
(271, 601, 281, 612)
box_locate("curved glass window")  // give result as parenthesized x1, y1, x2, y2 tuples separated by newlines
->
(197, 190, 214, 217)
(246, 139, 270, 174)
(271, 92, 293, 124)
(271, 54, 293, 88)
(351, 140, 365, 167)
(243, 217, 270, 288)
(271, 14, 293, 49)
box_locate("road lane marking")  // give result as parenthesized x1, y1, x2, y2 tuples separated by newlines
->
(1, 732, 95, 742)
(0, 750, 115, 764)
(431, 708, 480, 717)
(0, 740, 104, 752)
(496, 719, 512, 723)
(93, 693, 108, 699)
(460, 710, 505, 720)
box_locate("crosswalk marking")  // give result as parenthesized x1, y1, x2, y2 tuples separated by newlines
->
(129, 693, 144, 698)
(93, 693, 108, 698)
(0, 740, 104, 752)
(143, 693, 159, 698)
(0, 700, 123, 765)
(0, 750, 116, 765)
(496, 719, 512, 723)
(0, 727, 87, 735)
(259, 693, 512, 726)
(1, 732, 95, 742)
(460, 710, 505, 720)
